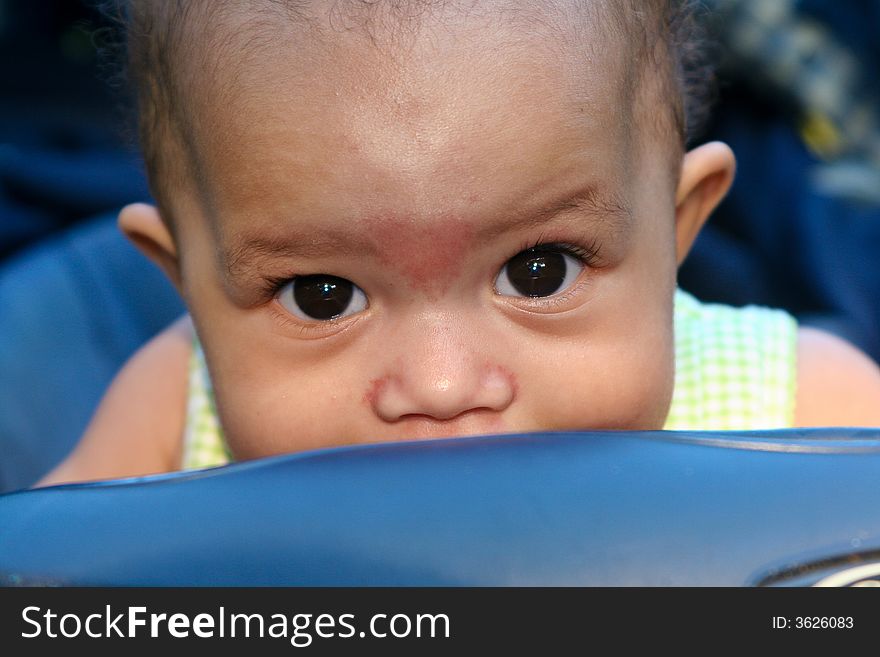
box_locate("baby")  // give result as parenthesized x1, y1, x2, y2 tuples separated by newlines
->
(39, 0, 880, 486)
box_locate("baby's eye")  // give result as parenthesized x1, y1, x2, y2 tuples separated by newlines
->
(276, 274, 368, 321)
(494, 246, 584, 298)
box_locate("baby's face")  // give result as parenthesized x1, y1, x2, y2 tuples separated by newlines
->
(168, 12, 680, 459)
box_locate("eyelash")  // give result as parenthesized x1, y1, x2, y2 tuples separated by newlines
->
(511, 237, 603, 269)
(268, 303, 353, 337)
(259, 273, 299, 300)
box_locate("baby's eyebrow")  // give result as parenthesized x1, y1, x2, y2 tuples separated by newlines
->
(480, 184, 633, 241)
(222, 184, 632, 281)
(223, 228, 373, 283)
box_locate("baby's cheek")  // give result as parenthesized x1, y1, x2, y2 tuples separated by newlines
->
(617, 340, 675, 429)
(612, 356, 675, 429)
(534, 340, 674, 431)
(596, 305, 676, 429)
(215, 371, 369, 459)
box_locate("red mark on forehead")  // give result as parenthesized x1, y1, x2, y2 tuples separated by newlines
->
(362, 213, 475, 294)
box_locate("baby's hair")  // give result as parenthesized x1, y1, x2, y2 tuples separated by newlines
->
(103, 0, 713, 217)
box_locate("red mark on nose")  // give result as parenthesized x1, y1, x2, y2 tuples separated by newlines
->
(489, 362, 519, 398)
(363, 213, 474, 294)
(364, 376, 390, 407)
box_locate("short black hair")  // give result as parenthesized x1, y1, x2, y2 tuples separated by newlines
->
(105, 0, 713, 217)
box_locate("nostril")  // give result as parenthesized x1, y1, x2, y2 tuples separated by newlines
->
(400, 407, 477, 423)
(399, 406, 500, 424)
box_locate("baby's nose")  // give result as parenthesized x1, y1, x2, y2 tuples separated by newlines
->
(371, 365, 515, 422)
(368, 314, 515, 423)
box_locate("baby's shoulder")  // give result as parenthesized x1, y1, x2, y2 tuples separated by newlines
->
(134, 314, 194, 375)
(794, 326, 880, 428)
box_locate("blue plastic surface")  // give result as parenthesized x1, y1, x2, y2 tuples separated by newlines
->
(1, 429, 879, 586)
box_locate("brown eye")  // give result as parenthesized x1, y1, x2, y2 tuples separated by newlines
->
(495, 247, 583, 297)
(277, 275, 367, 321)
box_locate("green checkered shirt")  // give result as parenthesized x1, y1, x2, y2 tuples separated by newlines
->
(181, 289, 798, 470)
(181, 341, 231, 470)
(664, 289, 797, 430)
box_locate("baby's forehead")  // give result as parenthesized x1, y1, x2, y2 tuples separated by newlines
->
(183, 2, 632, 112)
(183, 1, 637, 181)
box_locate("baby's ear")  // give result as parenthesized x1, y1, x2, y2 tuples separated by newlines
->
(674, 141, 736, 266)
(118, 203, 182, 291)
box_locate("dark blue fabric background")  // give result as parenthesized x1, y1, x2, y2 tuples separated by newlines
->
(0, 2, 178, 490)
(679, 0, 880, 359)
